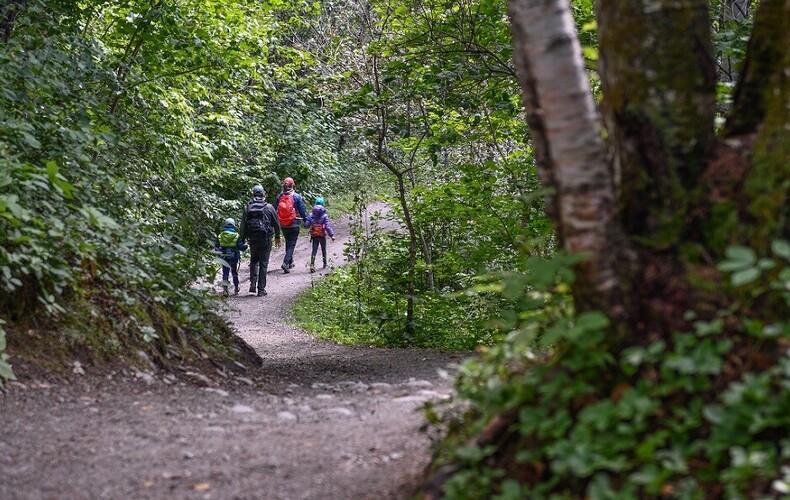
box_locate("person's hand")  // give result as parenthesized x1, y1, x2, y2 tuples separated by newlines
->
(330, 237, 335, 242)
(275, 238, 281, 248)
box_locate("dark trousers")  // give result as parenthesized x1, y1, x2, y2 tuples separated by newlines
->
(281, 225, 300, 267)
(249, 238, 273, 292)
(221, 259, 239, 287)
(310, 237, 327, 265)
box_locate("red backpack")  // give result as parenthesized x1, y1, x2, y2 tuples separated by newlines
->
(310, 221, 325, 238)
(277, 193, 296, 226)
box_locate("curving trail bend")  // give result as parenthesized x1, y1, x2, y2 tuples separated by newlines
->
(0, 204, 465, 500)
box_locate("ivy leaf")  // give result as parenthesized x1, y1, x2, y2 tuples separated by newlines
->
(730, 267, 760, 286)
(575, 311, 610, 331)
(20, 131, 41, 149)
(772, 239, 790, 260)
(724, 246, 756, 264)
(717, 260, 751, 272)
(703, 404, 725, 425)
(0, 354, 16, 382)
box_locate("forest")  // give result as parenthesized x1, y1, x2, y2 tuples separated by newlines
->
(1, 0, 788, 497)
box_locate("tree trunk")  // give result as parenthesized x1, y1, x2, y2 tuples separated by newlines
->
(719, 0, 790, 250)
(507, 0, 628, 321)
(395, 170, 418, 339)
(1, 0, 24, 43)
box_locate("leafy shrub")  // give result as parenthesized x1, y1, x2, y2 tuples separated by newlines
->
(0, 1, 265, 382)
(427, 241, 790, 498)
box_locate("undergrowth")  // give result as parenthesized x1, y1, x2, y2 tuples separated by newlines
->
(291, 190, 554, 351)
(292, 266, 498, 350)
(423, 240, 790, 498)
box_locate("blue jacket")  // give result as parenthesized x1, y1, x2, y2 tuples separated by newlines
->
(304, 204, 335, 238)
(214, 226, 248, 262)
(275, 189, 308, 228)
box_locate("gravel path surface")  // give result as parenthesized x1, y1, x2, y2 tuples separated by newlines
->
(0, 205, 467, 500)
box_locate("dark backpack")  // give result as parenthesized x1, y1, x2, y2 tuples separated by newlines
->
(245, 199, 273, 235)
(277, 193, 296, 227)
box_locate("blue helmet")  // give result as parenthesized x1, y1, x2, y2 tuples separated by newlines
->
(315, 196, 325, 206)
(252, 185, 264, 196)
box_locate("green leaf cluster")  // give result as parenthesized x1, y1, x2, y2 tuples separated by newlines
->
(429, 241, 790, 498)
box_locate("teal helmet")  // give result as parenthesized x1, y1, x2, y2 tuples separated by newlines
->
(315, 196, 325, 206)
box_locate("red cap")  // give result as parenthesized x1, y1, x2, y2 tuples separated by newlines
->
(283, 177, 295, 188)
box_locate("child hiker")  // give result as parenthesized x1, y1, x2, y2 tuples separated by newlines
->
(303, 197, 335, 273)
(215, 217, 248, 296)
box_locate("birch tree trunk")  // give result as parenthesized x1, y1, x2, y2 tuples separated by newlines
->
(507, 0, 628, 320)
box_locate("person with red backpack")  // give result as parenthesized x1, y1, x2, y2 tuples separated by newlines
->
(304, 197, 335, 273)
(274, 177, 307, 273)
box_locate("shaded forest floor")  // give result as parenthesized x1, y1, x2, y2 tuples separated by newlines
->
(0, 206, 468, 499)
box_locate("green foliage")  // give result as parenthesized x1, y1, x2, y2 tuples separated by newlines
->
(717, 240, 790, 338)
(0, 0, 365, 383)
(429, 241, 790, 498)
(293, 213, 502, 350)
(708, 0, 755, 119)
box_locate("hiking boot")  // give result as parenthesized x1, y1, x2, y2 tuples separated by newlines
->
(257, 289, 267, 297)
(222, 286, 229, 297)
(234, 285, 239, 296)
(289, 263, 295, 269)
(281, 263, 290, 274)
(309, 265, 315, 273)
(322, 260, 327, 269)
(249, 284, 256, 294)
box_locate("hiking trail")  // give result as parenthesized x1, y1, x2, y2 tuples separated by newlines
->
(0, 204, 466, 500)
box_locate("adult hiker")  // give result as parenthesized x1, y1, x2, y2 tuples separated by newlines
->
(274, 177, 307, 274)
(214, 217, 248, 296)
(304, 197, 335, 273)
(239, 184, 281, 296)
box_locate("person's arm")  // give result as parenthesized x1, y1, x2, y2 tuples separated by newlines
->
(295, 194, 308, 221)
(324, 215, 335, 238)
(238, 207, 247, 241)
(236, 234, 248, 252)
(268, 204, 282, 242)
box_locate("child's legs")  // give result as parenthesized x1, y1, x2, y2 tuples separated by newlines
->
(229, 259, 239, 286)
(311, 237, 320, 262)
(319, 237, 327, 261)
(221, 264, 231, 284)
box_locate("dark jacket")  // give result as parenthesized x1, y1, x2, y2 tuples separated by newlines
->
(239, 196, 281, 243)
(275, 189, 308, 228)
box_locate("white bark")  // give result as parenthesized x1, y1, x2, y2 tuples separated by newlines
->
(508, 0, 625, 314)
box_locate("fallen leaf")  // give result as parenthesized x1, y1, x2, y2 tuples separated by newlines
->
(191, 483, 211, 492)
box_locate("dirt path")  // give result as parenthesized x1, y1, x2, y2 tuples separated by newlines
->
(0, 205, 466, 500)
